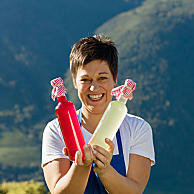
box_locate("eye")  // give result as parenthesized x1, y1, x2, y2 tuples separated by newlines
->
(81, 78, 90, 83)
(99, 77, 108, 80)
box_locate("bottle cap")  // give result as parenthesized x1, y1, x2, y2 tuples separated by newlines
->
(50, 77, 67, 101)
(111, 79, 136, 100)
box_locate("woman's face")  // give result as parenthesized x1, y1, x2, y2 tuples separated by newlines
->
(73, 60, 116, 115)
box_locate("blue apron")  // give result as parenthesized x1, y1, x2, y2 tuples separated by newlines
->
(77, 109, 126, 194)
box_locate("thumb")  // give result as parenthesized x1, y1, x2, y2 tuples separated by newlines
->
(63, 147, 69, 156)
(105, 138, 114, 154)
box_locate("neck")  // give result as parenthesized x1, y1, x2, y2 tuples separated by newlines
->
(81, 106, 105, 134)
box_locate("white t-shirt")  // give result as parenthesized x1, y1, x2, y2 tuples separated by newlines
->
(41, 113, 155, 173)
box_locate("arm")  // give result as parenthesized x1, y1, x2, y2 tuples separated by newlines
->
(43, 144, 94, 194)
(93, 139, 151, 194)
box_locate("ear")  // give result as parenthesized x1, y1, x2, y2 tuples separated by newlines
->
(72, 77, 78, 89)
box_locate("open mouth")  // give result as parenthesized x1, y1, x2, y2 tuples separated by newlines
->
(88, 93, 105, 101)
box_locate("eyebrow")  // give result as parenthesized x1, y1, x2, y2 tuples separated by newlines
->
(80, 72, 109, 77)
(98, 72, 109, 75)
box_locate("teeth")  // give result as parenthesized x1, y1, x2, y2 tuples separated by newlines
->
(89, 94, 103, 100)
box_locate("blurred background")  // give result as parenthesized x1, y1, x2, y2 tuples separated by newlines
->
(0, 0, 194, 193)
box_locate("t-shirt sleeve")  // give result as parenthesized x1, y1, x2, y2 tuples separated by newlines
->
(41, 121, 68, 167)
(129, 120, 155, 166)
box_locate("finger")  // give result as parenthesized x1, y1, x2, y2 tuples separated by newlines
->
(93, 145, 110, 158)
(84, 144, 91, 158)
(83, 144, 93, 165)
(93, 157, 108, 169)
(93, 150, 109, 166)
(87, 144, 95, 161)
(75, 150, 83, 166)
(105, 138, 115, 154)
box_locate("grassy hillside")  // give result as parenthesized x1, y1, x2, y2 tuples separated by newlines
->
(0, 180, 47, 194)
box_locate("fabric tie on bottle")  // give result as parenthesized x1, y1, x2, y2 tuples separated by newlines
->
(50, 77, 67, 101)
(111, 79, 136, 100)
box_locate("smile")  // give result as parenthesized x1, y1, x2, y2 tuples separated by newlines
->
(88, 93, 104, 101)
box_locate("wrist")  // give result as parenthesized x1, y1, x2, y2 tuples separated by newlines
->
(73, 161, 92, 169)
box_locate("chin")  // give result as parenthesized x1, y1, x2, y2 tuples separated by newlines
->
(86, 104, 107, 115)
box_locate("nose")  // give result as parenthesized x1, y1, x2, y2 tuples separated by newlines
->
(89, 81, 99, 91)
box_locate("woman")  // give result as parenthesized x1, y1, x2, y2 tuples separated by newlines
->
(42, 35, 155, 194)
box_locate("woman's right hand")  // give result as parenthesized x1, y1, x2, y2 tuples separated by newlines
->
(63, 144, 94, 167)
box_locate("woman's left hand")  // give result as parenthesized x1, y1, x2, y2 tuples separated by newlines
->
(93, 138, 114, 176)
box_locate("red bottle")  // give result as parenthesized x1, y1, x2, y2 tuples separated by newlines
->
(51, 77, 85, 161)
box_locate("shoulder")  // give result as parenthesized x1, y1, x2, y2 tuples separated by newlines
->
(124, 113, 147, 126)
(42, 118, 63, 145)
(121, 114, 155, 166)
(120, 113, 153, 140)
(44, 118, 60, 135)
(46, 117, 59, 128)
(122, 113, 150, 131)
(42, 118, 67, 167)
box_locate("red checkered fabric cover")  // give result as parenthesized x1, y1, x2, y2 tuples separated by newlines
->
(50, 77, 66, 101)
(111, 79, 136, 100)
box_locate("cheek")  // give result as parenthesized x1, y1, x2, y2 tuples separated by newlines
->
(77, 84, 88, 98)
(106, 81, 114, 91)
(105, 84, 114, 98)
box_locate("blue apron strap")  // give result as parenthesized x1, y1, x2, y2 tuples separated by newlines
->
(78, 108, 126, 193)
(78, 108, 82, 124)
(110, 130, 126, 176)
(78, 108, 106, 193)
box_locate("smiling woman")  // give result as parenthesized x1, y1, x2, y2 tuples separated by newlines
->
(41, 35, 155, 194)
(74, 60, 116, 119)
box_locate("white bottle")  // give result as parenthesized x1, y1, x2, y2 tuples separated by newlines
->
(89, 95, 128, 150)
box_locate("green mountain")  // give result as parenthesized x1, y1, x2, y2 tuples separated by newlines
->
(0, 0, 144, 183)
(64, 0, 194, 192)
(94, 0, 194, 192)
(0, 0, 142, 111)
(1, 0, 194, 192)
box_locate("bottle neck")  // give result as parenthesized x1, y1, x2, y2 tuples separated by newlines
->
(118, 94, 128, 104)
(57, 95, 67, 103)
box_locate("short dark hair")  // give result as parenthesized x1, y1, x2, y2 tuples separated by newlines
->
(70, 34, 118, 82)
